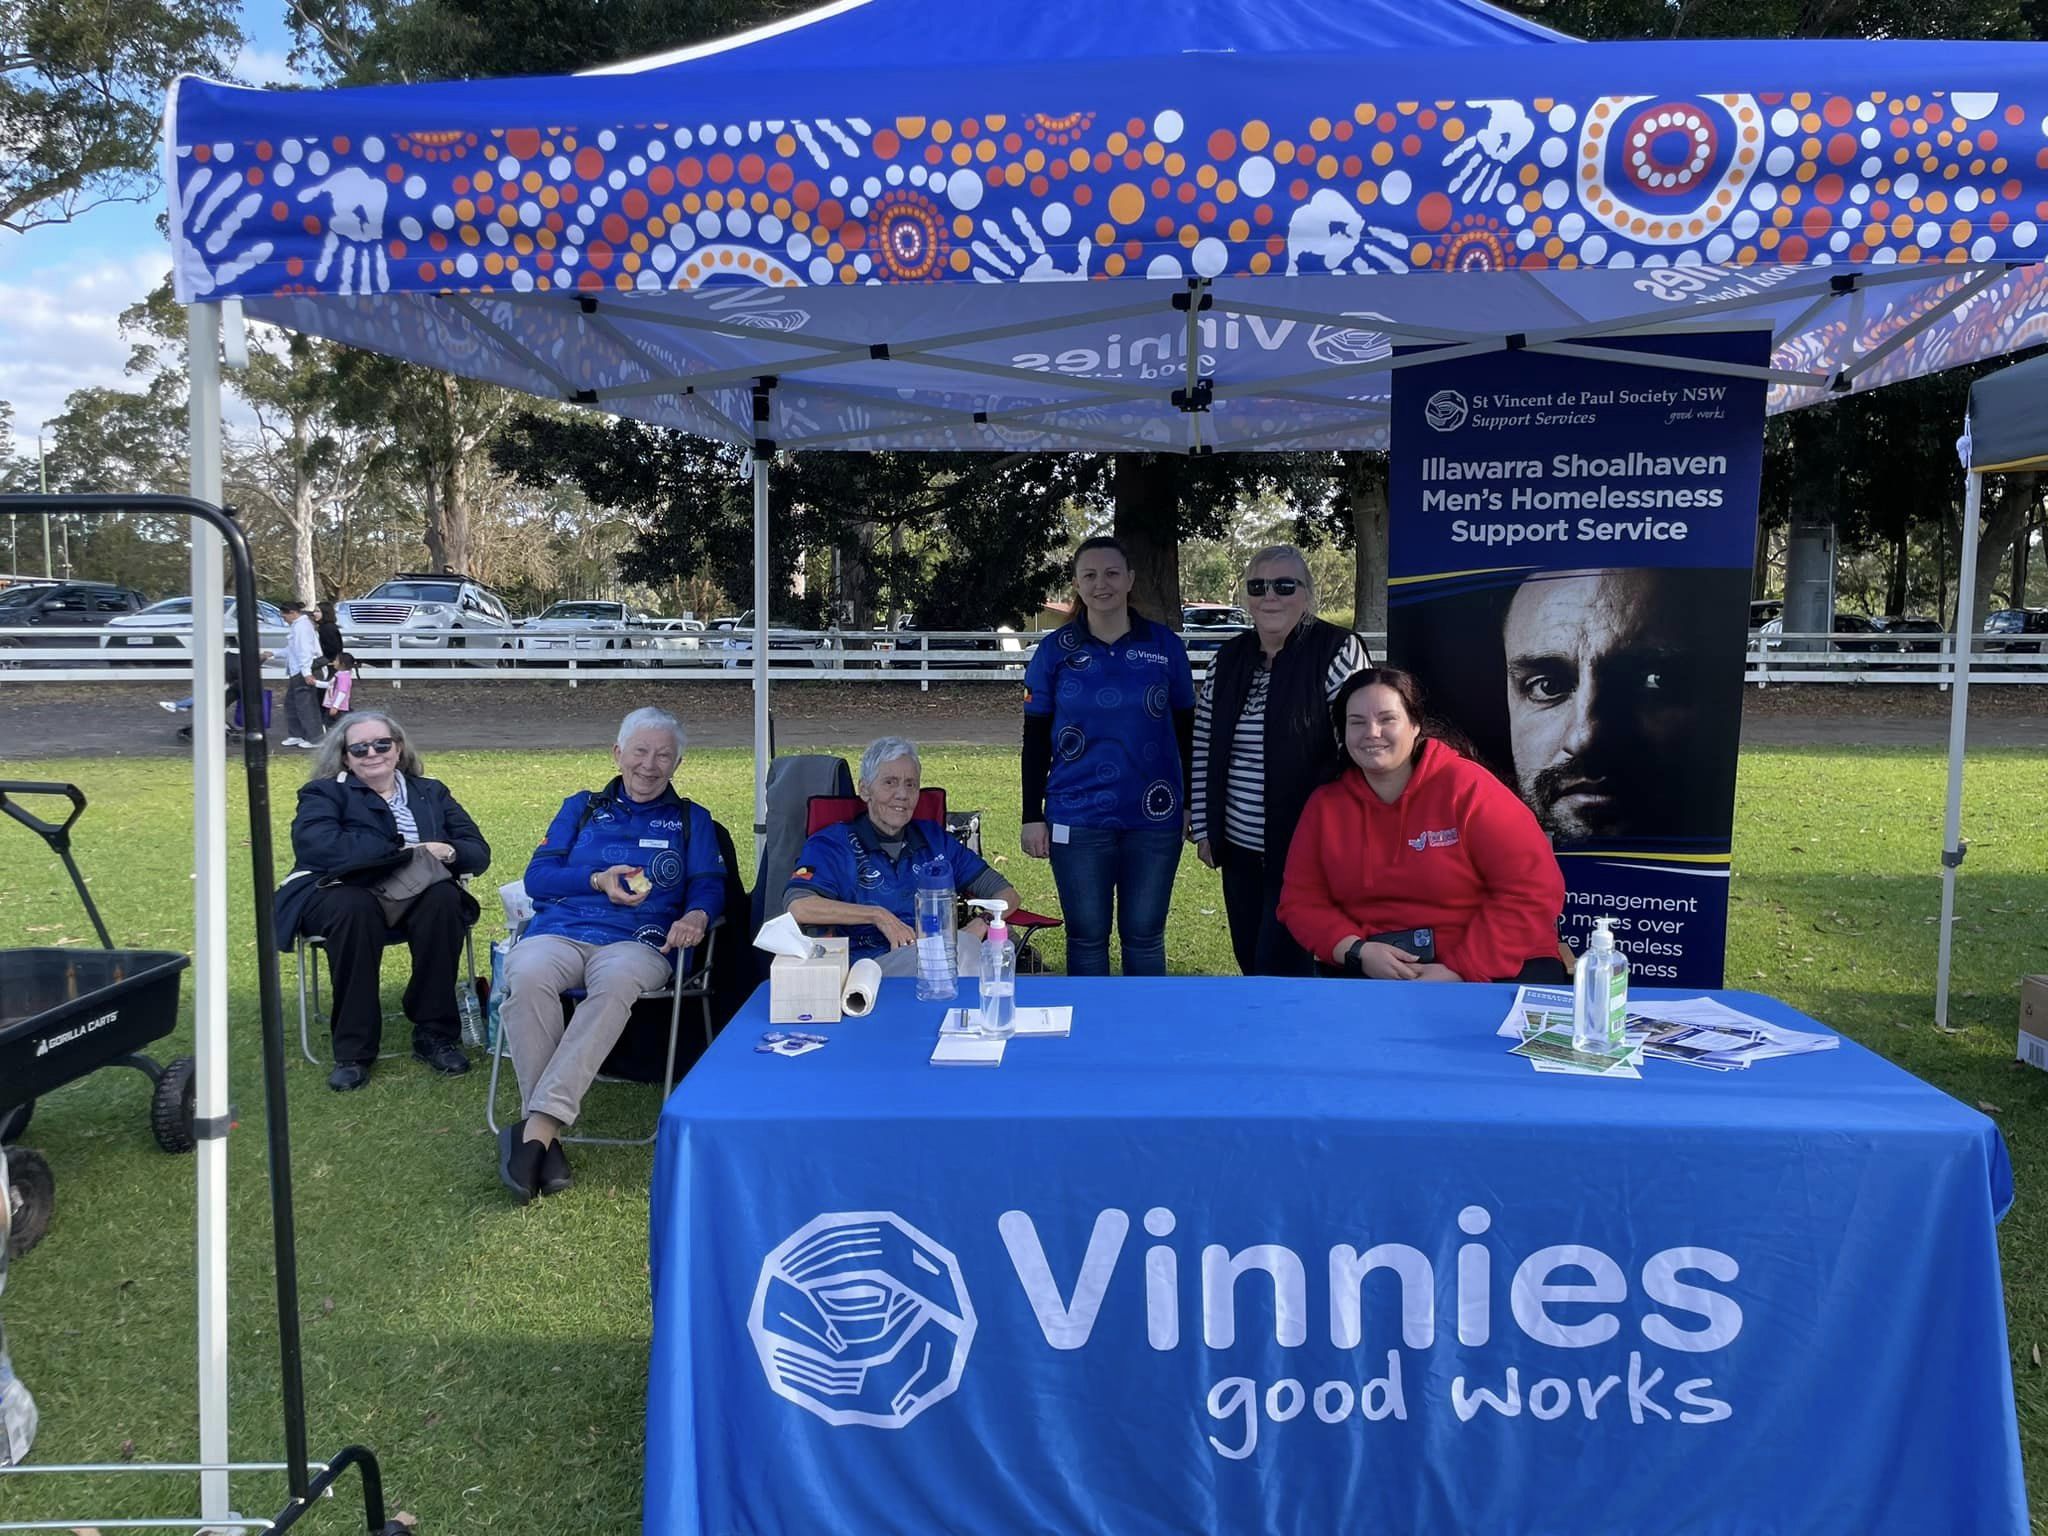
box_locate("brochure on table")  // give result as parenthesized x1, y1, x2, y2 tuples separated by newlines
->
(1499, 987, 1837, 1076)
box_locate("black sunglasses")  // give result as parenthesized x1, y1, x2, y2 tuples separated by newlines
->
(346, 737, 396, 758)
(1245, 577, 1302, 596)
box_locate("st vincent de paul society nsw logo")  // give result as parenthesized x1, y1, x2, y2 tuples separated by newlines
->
(1425, 389, 1470, 432)
(749, 1212, 977, 1428)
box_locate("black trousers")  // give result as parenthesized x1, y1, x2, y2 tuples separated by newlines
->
(301, 879, 466, 1063)
(1217, 839, 1315, 978)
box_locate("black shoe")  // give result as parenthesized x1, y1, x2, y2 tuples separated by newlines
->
(539, 1139, 573, 1196)
(327, 1062, 372, 1092)
(412, 1041, 471, 1076)
(498, 1125, 543, 1204)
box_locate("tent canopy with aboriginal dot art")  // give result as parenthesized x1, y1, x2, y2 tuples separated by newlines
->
(167, 0, 2048, 451)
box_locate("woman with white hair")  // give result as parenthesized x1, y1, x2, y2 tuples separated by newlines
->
(276, 711, 491, 1091)
(497, 707, 725, 1202)
(784, 737, 1021, 975)
(1190, 545, 1369, 976)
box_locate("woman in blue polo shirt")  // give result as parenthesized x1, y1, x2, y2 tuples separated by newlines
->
(1021, 536, 1196, 975)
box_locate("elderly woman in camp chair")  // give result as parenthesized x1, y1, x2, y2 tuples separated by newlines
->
(496, 707, 725, 1203)
(784, 737, 1023, 977)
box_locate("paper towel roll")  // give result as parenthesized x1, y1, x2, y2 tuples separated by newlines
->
(841, 958, 884, 1017)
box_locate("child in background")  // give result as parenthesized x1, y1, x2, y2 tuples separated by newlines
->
(320, 651, 358, 724)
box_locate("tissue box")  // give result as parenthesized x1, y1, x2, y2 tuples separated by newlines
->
(2018, 975, 2048, 1072)
(771, 937, 850, 1024)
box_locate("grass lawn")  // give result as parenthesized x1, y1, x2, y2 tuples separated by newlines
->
(1, 742, 2045, 1531)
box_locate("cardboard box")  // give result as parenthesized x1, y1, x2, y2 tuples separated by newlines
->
(770, 937, 850, 1024)
(2017, 975, 2048, 1072)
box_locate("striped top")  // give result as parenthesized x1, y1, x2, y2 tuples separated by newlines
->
(383, 773, 420, 846)
(1190, 632, 1368, 854)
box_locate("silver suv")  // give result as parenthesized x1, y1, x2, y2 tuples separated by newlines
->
(335, 575, 516, 654)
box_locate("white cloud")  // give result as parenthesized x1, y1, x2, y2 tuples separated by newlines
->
(233, 45, 305, 88)
(0, 252, 174, 432)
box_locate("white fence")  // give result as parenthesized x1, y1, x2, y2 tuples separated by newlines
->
(3, 625, 2046, 687)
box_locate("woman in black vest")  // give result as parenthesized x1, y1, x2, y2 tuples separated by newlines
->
(1190, 546, 1369, 975)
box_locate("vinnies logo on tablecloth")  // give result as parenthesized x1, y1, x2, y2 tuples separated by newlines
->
(755, 1206, 1742, 1453)
(749, 1213, 976, 1428)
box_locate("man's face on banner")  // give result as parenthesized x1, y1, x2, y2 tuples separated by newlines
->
(1502, 569, 1700, 841)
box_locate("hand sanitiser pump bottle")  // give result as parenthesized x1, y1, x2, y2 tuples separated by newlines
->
(1572, 916, 1629, 1055)
(967, 899, 1016, 1038)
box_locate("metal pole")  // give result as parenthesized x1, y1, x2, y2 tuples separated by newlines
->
(36, 434, 52, 576)
(1934, 468, 1983, 1029)
(751, 382, 774, 863)
(187, 303, 236, 1528)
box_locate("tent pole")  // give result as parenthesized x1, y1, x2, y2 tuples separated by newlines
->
(751, 381, 775, 863)
(1935, 466, 1983, 1029)
(186, 301, 233, 1526)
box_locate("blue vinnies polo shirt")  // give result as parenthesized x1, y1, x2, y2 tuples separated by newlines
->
(785, 814, 991, 962)
(1024, 614, 1196, 830)
(521, 780, 725, 951)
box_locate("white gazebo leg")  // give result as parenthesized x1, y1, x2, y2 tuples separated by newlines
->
(1934, 468, 1982, 1030)
(187, 301, 233, 1526)
(751, 384, 774, 864)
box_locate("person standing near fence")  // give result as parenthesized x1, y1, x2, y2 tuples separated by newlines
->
(1020, 536, 1195, 975)
(1191, 546, 1370, 976)
(280, 599, 324, 749)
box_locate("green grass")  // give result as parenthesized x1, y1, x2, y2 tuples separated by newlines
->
(1, 743, 2045, 1531)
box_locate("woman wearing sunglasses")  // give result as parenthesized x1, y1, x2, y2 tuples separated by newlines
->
(1190, 546, 1369, 975)
(1021, 535, 1195, 975)
(276, 711, 491, 1091)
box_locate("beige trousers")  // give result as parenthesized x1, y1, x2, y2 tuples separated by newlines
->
(501, 934, 674, 1126)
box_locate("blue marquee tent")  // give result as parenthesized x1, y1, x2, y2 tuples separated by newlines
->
(151, 3, 2048, 1522)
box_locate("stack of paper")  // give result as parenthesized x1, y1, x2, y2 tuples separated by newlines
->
(930, 1004, 1075, 1066)
(1498, 986, 1839, 1075)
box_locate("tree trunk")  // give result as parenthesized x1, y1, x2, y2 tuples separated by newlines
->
(1112, 454, 1181, 623)
(289, 408, 318, 604)
(2012, 504, 2035, 608)
(1968, 472, 2037, 626)
(1344, 451, 1390, 639)
(1886, 522, 1908, 617)
(419, 373, 473, 575)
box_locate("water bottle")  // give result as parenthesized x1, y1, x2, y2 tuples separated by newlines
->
(967, 899, 1016, 1038)
(914, 858, 959, 1002)
(456, 974, 484, 1048)
(1571, 916, 1630, 1055)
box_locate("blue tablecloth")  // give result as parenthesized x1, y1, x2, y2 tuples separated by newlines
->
(646, 978, 2024, 1535)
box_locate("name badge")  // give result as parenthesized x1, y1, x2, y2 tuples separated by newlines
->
(1051, 824, 1070, 845)
(638, 837, 669, 849)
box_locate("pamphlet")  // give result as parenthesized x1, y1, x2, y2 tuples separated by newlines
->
(1501, 987, 1839, 1075)
(930, 1033, 1006, 1067)
(1511, 1028, 1643, 1078)
(939, 1006, 1073, 1039)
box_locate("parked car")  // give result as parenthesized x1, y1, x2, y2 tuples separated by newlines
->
(1981, 607, 2048, 653)
(0, 580, 148, 665)
(1872, 615, 1945, 654)
(1181, 602, 1253, 654)
(1757, 613, 1898, 655)
(516, 599, 654, 660)
(885, 615, 1026, 672)
(333, 575, 517, 656)
(99, 596, 290, 658)
(1748, 599, 1783, 631)
(645, 617, 707, 653)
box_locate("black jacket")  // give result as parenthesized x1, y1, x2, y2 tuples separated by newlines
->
(275, 772, 491, 946)
(1203, 617, 1362, 875)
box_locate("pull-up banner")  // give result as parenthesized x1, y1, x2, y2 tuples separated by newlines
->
(1388, 331, 1768, 988)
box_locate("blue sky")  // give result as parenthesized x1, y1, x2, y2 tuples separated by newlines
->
(0, 3, 311, 441)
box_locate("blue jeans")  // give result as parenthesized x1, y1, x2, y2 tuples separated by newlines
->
(1048, 825, 1183, 976)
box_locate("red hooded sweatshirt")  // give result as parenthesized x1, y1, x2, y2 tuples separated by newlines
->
(1278, 737, 1565, 982)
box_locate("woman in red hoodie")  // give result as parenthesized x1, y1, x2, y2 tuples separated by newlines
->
(1279, 668, 1566, 983)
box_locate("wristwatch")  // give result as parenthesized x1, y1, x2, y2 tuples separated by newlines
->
(1342, 938, 1367, 974)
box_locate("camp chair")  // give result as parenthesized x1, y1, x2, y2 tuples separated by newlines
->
(294, 879, 481, 1066)
(482, 880, 723, 1148)
(803, 789, 1062, 966)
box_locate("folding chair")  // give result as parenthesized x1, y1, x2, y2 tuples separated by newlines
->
(294, 878, 481, 1066)
(483, 911, 723, 1149)
(803, 788, 1063, 966)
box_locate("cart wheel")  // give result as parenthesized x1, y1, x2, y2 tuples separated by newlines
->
(6, 1147, 54, 1259)
(0, 1101, 30, 1145)
(150, 1056, 198, 1154)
